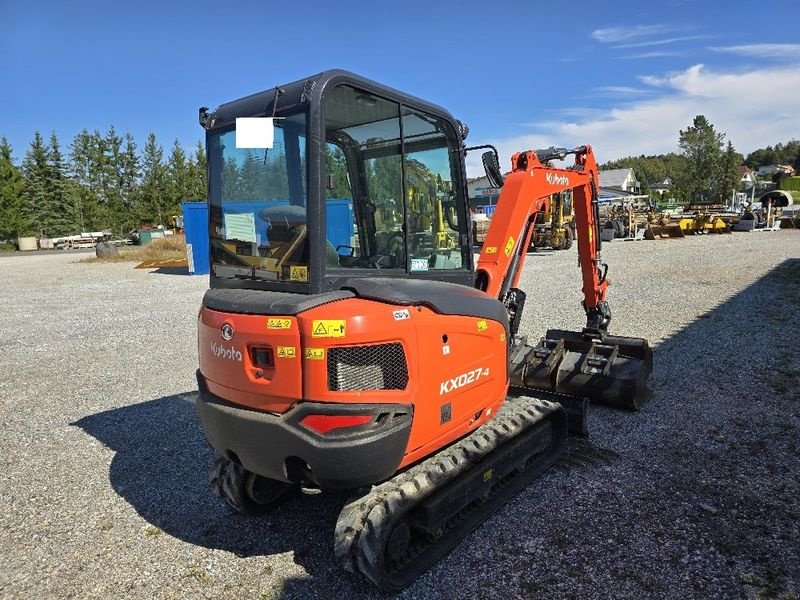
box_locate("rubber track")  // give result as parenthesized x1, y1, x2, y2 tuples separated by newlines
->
(333, 396, 566, 592)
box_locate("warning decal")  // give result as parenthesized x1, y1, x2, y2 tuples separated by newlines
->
(276, 346, 296, 358)
(290, 266, 308, 282)
(484, 246, 497, 254)
(504, 236, 515, 257)
(267, 318, 292, 330)
(312, 320, 346, 338)
(304, 348, 325, 360)
(477, 320, 488, 332)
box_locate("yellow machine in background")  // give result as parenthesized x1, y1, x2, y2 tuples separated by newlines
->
(529, 191, 575, 250)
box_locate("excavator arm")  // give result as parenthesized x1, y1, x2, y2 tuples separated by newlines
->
(475, 145, 652, 412)
(476, 145, 611, 333)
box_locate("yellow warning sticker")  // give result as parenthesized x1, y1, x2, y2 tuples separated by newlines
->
(290, 265, 308, 282)
(504, 236, 515, 257)
(312, 320, 346, 338)
(276, 346, 296, 358)
(588, 227, 593, 245)
(485, 246, 497, 254)
(304, 348, 325, 360)
(500, 333, 506, 342)
(477, 320, 488, 332)
(267, 318, 292, 330)
(483, 468, 494, 481)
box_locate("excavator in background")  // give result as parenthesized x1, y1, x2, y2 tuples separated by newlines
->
(194, 70, 652, 592)
(528, 191, 576, 250)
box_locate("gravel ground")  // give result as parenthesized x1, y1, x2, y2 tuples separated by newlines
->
(1, 231, 799, 599)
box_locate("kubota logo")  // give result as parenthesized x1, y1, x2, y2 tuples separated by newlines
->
(440, 367, 490, 395)
(546, 173, 569, 186)
(211, 341, 242, 362)
(220, 323, 234, 341)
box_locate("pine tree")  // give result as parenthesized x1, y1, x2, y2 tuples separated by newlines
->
(21, 131, 51, 236)
(104, 126, 125, 231)
(119, 133, 140, 230)
(69, 129, 100, 232)
(166, 139, 191, 219)
(720, 141, 743, 205)
(139, 133, 167, 225)
(47, 131, 78, 235)
(0, 138, 26, 240)
(187, 141, 207, 201)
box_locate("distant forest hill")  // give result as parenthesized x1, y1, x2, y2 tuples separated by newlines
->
(600, 139, 800, 197)
(0, 128, 206, 241)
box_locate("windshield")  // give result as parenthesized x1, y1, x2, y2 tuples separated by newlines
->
(208, 112, 308, 283)
(324, 85, 468, 272)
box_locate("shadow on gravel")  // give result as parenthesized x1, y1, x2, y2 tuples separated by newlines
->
(149, 266, 191, 275)
(73, 393, 374, 596)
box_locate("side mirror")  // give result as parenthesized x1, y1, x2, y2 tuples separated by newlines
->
(482, 151, 504, 189)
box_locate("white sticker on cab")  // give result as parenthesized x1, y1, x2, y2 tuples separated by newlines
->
(236, 117, 275, 149)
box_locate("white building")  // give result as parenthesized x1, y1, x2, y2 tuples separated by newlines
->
(598, 168, 640, 193)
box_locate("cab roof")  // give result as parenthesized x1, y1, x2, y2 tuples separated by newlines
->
(206, 69, 460, 131)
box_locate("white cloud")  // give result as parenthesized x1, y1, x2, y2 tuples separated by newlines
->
(709, 44, 800, 59)
(620, 51, 686, 60)
(615, 35, 710, 49)
(591, 24, 675, 43)
(465, 63, 800, 176)
(594, 86, 652, 95)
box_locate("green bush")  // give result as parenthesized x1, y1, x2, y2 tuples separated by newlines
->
(778, 176, 800, 191)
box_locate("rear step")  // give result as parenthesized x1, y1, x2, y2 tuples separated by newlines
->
(334, 397, 566, 592)
(509, 329, 653, 410)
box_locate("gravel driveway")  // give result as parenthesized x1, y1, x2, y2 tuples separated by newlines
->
(1, 231, 798, 599)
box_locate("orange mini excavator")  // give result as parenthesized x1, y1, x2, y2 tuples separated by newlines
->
(195, 70, 652, 591)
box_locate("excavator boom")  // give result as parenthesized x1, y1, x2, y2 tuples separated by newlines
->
(475, 145, 651, 410)
(477, 146, 609, 329)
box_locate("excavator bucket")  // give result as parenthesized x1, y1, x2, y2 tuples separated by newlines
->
(509, 329, 652, 411)
(645, 223, 685, 239)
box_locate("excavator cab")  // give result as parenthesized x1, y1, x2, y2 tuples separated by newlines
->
(205, 71, 473, 295)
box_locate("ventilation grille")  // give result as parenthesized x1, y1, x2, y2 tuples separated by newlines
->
(327, 343, 408, 391)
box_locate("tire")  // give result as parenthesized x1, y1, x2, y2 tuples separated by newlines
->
(562, 226, 574, 250)
(209, 455, 297, 515)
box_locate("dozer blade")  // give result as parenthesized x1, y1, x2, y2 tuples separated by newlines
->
(645, 224, 685, 240)
(334, 397, 566, 593)
(509, 329, 652, 411)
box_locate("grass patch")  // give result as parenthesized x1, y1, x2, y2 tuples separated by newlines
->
(181, 564, 212, 585)
(144, 525, 163, 537)
(82, 235, 187, 264)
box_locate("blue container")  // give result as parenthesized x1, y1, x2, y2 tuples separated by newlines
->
(180, 199, 354, 276)
(182, 201, 210, 275)
(326, 198, 354, 253)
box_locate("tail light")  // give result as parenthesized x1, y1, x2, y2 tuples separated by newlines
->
(299, 414, 373, 435)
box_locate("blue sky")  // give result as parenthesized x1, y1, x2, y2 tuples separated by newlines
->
(2, 0, 799, 176)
